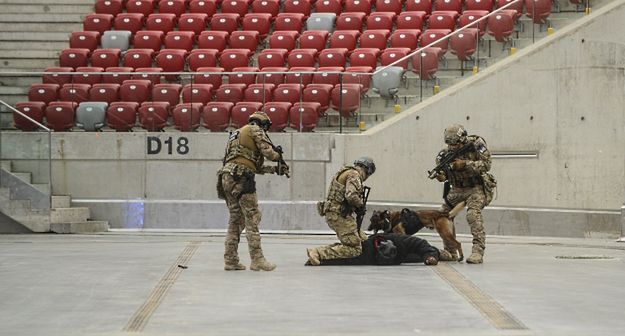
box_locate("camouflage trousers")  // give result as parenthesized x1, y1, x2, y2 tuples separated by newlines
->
(314, 212, 367, 261)
(221, 173, 266, 264)
(441, 185, 492, 253)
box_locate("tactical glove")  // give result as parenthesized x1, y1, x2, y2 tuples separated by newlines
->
(276, 163, 290, 176)
(435, 172, 447, 182)
(355, 206, 366, 217)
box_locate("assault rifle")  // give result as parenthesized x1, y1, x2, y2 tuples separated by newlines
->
(427, 142, 475, 179)
(342, 186, 371, 230)
(272, 145, 290, 178)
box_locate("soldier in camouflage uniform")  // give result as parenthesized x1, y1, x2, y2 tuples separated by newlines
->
(432, 124, 497, 264)
(217, 111, 290, 271)
(306, 157, 376, 266)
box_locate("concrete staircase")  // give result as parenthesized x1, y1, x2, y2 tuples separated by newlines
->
(0, 160, 108, 233)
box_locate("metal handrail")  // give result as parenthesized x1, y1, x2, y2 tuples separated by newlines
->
(0, 99, 50, 132)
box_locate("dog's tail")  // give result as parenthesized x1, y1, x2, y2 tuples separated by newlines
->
(448, 201, 466, 219)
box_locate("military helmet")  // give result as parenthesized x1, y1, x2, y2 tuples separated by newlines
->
(248, 111, 272, 129)
(444, 124, 468, 145)
(354, 156, 376, 176)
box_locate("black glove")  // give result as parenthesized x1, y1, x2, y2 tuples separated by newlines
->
(276, 162, 290, 176)
(355, 206, 366, 217)
(274, 145, 283, 154)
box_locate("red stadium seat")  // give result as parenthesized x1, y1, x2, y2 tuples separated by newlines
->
(329, 30, 359, 52)
(155, 49, 188, 81)
(242, 13, 272, 39)
(450, 28, 479, 61)
(138, 101, 170, 131)
(120, 79, 153, 103)
(487, 10, 517, 42)
(172, 103, 203, 131)
(313, 66, 344, 86)
(229, 30, 260, 51)
(318, 48, 349, 67)
(380, 47, 411, 68)
(288, 49, 318, 68)
(428, 11, 460, 30)
(59, 48, 90, 69)
(259, 66, 289, 86)
(43, 67, 74, 86)
(182, 84, 214, 104)
(289, 102, 320, 131)
(103, 67, 134, 84)
(210, 13, 241, 34)
(411, 47, 441, 80)
(497, 0, 523, 19)
(359, 29, 390, 50)
(221, 0, 250, 16)
(187, 49, 219, 71)
(188, 0, 218, 16)
(114, 13, 145, 34)
(315, 0, 342, 15)
(229, 66, 258, 86)
(164, 31, 195, 51)
(272, 83, 303, 104)
(70, 31, 100, 51)
(274, 13, 306, 32)
(258, 49, 289, 68)
(375, 0, 402, 14)
(159, 0, 187, 16)
(336, 12, 366, 32)
(91, 48, 121, 69)
(465, 0, 495, 11)
(14, 102, 47, 131)
(299, 30, 330, 52)
(366, 12, 396, 31)
(152, 83, 182, 106)
(125, 0, 155, 16)
(89, 83, 120, 103)
(46, 102, 77, 131)
(231, 102, 264, 128)
(285, 66, 315, 85)
(268, 31, 299, 51)
(397, 11, 427, 30)
(244, 83, 276, 103)
(343, 0, 371, 14)
(459, 10, 489, 37)
(133, 30, 164, 51)
(262, 102, 291, 132)
(215, 83, 247, 103)
(95, 0, 123, 16)
(132, 67, 163, 85)
(219, 49, 253, 71)
(203, 101, 233, 131)
(194, 67, 224, 89)
(145, 13, 177, 33)
(251, 0, 280, 17)
(405, 0, 433, 14)
(344, 66, 372, 92)
(283, 0, 312, 17)
(178, 13, 209, 35)
(197, 31, 229, 52)
(107, 101, 139, 131)
(59, 83, 91, 103)
(331, 83, 361, 118)
(302, 83, 332, 114)
(123, 49, 155, 69)
(72, 67, 104, 85)
(525, 0, 551, 24)
(436, 0, 463, 12)
(349, 48, 380, 68)
(390, 29, 421, 50)
(420, 29, 452, 54)
(83, 13, 114, 34)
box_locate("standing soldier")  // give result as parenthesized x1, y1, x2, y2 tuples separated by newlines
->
(430, 124, 497, 264)
(217, 112, 290, 271)
(306, 157, 376, 266)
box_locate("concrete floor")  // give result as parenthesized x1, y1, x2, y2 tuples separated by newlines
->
(0, 232, 624, 336)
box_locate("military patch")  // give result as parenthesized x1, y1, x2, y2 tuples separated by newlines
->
(478, 145, 487, 153)
(228, 130, 239, 141)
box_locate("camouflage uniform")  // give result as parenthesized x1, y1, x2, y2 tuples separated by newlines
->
(217, 121, 285, 271)
(435, 129, 496, 264)
(311, 166, 369, 262)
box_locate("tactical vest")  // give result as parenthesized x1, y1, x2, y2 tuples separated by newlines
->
(444, 135, 487, 188)
(324, 166, 357, 213)
(223, 125, 264, 173)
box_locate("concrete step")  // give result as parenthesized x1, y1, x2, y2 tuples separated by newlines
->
(0, 32, 70, 42)
(33, 183, 50, 194)
(50, 221, 109, 234)
(0, 58, 57, 69)
(0, 22, 81, 32)
(0, 0, 94, 4)
(0, 4, 93, 14)
(11, 213, 50, 232)
(0, 41, 69, 51)
(0, 14, 84, 23)
(0, 160, 11, 171)
(0, 50, 59, 59)
(50, 207, 90, 223)
(0, 75, 41, 87)
(12, 172, 32, 184)
(51, 195, 71, 209)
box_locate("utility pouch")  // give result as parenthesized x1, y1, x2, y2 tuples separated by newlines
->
(240, 172, 256, 195)
(316, 201, 326, 217)
(216, 173, 226, 200)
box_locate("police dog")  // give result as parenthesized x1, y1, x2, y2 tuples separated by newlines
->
(367, 202, 465, 261)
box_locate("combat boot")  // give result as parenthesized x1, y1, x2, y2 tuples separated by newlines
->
(438, 250, 456, 262)
(224, 262, 246, 271)
(306, 248, 321, 266)
(250, 258, 276, 271)
(466, 246, 484, 264)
